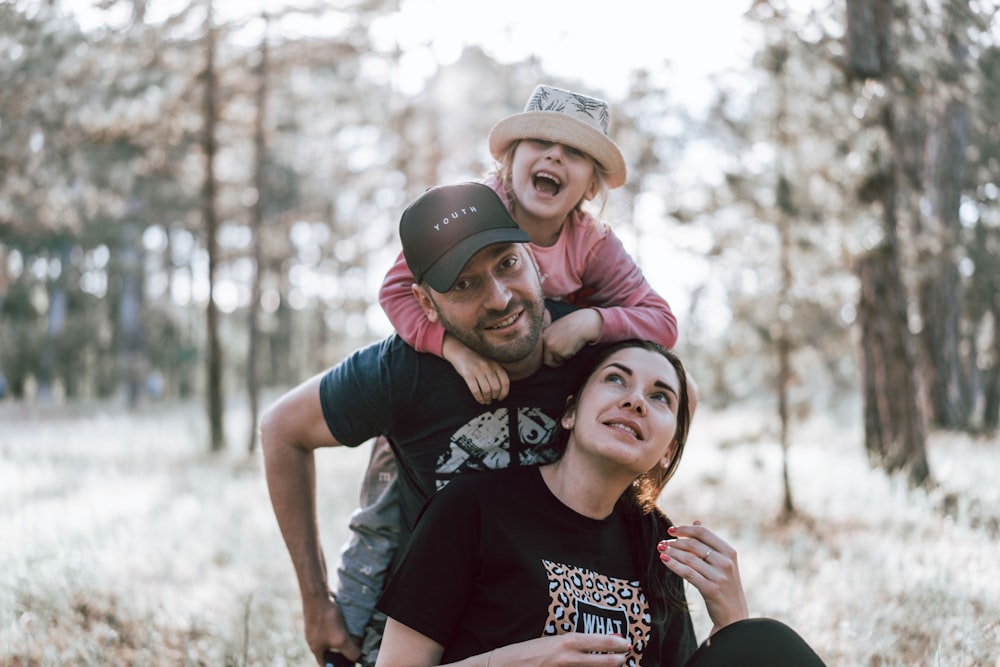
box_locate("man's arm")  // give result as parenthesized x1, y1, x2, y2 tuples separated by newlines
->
(260, 372, 362, 665)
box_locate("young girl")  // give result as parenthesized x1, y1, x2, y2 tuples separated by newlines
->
(374, 341, 827, 667)
(380, 84, 678, 404)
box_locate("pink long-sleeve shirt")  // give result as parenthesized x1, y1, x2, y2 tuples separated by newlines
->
(380, 179, 678, 357)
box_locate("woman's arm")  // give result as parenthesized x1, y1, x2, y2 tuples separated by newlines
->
(375, 623, 631, 667)
(375, 618, 445, 667)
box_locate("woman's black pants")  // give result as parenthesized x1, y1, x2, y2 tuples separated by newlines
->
(684, 618, 827, 667)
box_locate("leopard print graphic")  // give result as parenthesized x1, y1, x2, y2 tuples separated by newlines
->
(541, 560, 651, 666)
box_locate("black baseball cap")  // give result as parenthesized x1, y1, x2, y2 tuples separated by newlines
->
(400, 182, 531, 292)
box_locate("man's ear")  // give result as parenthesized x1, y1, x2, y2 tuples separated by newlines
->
(412, 284, 439, 323)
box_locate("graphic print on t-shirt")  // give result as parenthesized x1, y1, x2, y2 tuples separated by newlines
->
(542, 560, 650, 667)
(434, 408, 560, 490)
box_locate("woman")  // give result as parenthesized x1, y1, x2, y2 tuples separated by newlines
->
(375, 341, 826, 666)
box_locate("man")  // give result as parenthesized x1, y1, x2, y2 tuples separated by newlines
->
(261, 182, 604, 666)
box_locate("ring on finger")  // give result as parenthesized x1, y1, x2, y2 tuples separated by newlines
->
(702, 548, 713, 562)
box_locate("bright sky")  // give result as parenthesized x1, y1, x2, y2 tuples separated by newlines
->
(67, 0, 767, 333)
(69, 0, 758, 112)
(366, 0, 758, 109)
(365, 0, 761, 334)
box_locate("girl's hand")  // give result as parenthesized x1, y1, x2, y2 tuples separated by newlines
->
(657, 521, 749, 635)
(442, 334, 510, 404)
(542, 309, 603, 367)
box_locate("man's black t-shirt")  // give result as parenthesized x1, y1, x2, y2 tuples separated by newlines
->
(319, 302, 601, 537)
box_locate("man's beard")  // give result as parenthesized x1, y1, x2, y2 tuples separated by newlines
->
(432, 293, 545, 365)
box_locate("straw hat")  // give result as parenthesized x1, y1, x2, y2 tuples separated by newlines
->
(488, 84, 627, 189)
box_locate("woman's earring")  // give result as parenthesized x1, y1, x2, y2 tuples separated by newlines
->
(562, 418, 574, 429)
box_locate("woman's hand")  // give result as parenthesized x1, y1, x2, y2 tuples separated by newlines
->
(657, 521, 749, 635)
(476, 633, 631, 667)
(379, 623, 630, 667)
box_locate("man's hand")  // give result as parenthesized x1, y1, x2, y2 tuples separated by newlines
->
(442, 334, 510, 404)
(542, 308, 603, 367)
(303, 594, 362, 666)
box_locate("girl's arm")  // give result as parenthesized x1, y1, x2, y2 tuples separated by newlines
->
(379, 251, 447, 356)
(380, 251, 509, 403)
(541, 225, 678, 366)
(576, 229, 678, 349)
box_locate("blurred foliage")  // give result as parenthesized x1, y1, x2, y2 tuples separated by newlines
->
(0, 0, 998, 438)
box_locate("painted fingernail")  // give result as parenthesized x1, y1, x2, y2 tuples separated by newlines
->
(659, 552, 671, 563)
(667, 526, 677, 535)
(657, 541, 668, 552)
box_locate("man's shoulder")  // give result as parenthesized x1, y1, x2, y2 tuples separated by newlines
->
(325, 332, 469, 400)
(335, 333, 421, 367)
(322, 334, 424, 393)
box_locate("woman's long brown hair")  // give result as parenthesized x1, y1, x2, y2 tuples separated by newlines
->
(561, 340, 692, 622)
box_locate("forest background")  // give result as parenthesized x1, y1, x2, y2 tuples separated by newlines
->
(2, 0, 1000, 665)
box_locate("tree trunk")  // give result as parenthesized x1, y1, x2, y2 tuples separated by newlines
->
(917, 35, 971, 429)
(118, 222, 145, 409)
(857, 246, 931, 486)
(774, 46, 797, 519)
(777, 206, 796, 518)
(203, 0, 225, 452)
(39, 238, 71, 402)
(269, 289, 293, 387)
(0, 245, 7, 321)
(846, 0, 931, 487)
(247, 16, 269, 456)
(777, 332, 795, 517)
(984, 296, 1000, 431)
(845, 0, 884, 77)
(917, 259, 966, 428)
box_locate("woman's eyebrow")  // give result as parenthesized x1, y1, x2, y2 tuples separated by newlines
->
(606, 361, 677, 395)
(605, 362, 633, 376)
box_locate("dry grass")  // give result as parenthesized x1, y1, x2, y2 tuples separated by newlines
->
(661, 406, 1000, 667)
(1, 399, 997, 666)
